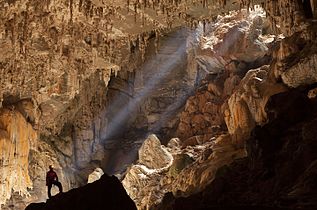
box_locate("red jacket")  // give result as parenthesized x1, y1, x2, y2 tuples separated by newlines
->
(46, 170, 58, 185)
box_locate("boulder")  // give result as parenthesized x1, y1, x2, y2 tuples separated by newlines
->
(87, 168, 104, 183)
(25, 174, 137, 210)
(138, 134, 172, 169)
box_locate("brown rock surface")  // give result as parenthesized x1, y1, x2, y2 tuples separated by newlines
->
(159, 88, 317, 210)
(177, 8, 273, 145)
(138, 134, 172, 169)
(0, 108, 37, 207)
(225, 65, 286, 145)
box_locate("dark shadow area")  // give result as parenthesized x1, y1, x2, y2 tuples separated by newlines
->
(157, 84, 317, 210)
(25, 174, 137, 210)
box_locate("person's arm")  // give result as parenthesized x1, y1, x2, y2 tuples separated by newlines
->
(54, 172, 59, 182)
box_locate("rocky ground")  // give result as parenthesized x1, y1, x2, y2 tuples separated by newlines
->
(25, 174, 137, 210)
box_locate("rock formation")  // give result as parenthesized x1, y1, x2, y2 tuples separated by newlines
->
(122, 1, 317, 210)
(87, 167, 104, 183)
(0, 108, 37, 207)
(159, 87, 317, 210)
(25, 174, 137, 210)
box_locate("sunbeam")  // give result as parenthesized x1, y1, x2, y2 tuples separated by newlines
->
(101, 34, 189, 142)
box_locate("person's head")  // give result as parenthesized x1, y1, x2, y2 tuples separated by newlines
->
(49, 165, 54, 171)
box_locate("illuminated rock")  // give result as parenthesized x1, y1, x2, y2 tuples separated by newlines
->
(0, 108, 37, 207)
(88, 168, 104, 183)
(138, 134, 172, 169)
(225, 66, 286, 145)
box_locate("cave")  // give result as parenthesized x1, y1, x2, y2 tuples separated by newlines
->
(1, 0, 317, 210)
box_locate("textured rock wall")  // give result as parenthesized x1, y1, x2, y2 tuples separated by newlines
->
(177, 7, 276, 146)
(225, 65, 286, 145)
(122, 4, 317, 208)
(0, 108, 37, 207)
(155, 2, 317, 210)
(160, 87, 317, 210)
(264, 0, 317, 36)
(122, 9, 280, 209)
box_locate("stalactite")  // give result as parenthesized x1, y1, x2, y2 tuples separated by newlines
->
(70, 0, 73, 22)
(127, 0, 130, 12)
(203, 19, 206, 35)
(134, 2, 138, 22)
(79, 0, 83, 11)
(138, 34, 145, 61)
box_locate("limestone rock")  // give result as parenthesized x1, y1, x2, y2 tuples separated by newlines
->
(161, 88, 317, 210)
(168, 153, 194, 178)
(0, 108, 37, 207)
(225, 65, 286, 145)
(122, 135, 173, 209)
(195, 8, 268, 72)
(88, 168, 104, 183)
(123, 134, 246, 210)
(165, 134, 246, 197)
(282, 54, 317, 88)
(138, 134, 172, 170)
(176, 9, 272, 144)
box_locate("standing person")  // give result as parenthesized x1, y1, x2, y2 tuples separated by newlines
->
(46, 165, 63, 198)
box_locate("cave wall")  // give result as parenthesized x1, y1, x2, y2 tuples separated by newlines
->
(122, 8, 285, 209)
(0, 108, 37, 207)
(160, 87, 317, 210)
(154, 1, 317, 210)
(121, 2, 317, 209)
(0, 22, 192, 209)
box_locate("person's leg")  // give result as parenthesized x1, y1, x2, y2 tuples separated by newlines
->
(53, 181, 63, 193)
(47, 184, 52, 199)
(57, 181, 63, 193)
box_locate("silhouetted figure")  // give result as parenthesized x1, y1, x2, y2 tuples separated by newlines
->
(46, 165, 63, 199)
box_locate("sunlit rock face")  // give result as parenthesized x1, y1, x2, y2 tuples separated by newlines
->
(0, 108, 37, 207)
(122, 8, 278, 209)
(122, 134, 246, 209)
(122, 134, 173, 209)
(87, 168, 104, 183)
(225, 65, 286, 145)
(138, 134, 172, 169)
(177, 7, 275, 145)
(122, 2, 317, 209)
(160, 88, 317, 210)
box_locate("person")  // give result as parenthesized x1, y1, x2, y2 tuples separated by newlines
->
(46, 165, 63, 198)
